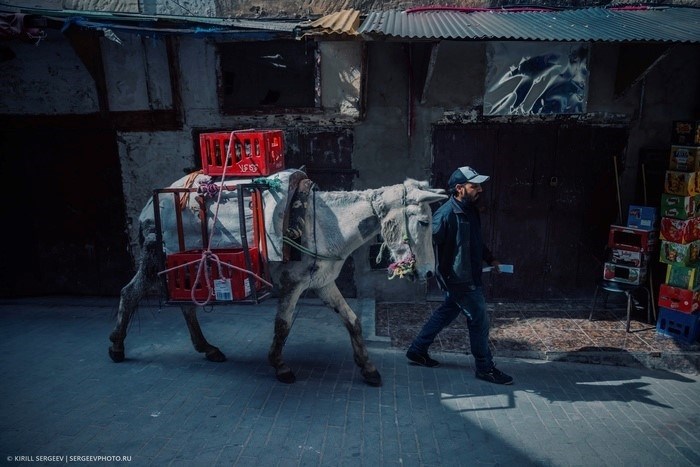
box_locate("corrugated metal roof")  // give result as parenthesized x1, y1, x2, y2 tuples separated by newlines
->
(0, 4, 300, 34)
(357, 7, 700, 42)
(304, 9, 361, 35)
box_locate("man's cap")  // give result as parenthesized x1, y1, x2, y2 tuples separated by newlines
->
(448, 166, 490, 188)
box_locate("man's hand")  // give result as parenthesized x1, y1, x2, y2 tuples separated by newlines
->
(491, 260, 501, 274)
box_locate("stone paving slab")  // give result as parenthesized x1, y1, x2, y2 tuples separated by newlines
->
(0, 297, 699, 466)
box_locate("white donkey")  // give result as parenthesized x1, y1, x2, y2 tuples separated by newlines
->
(108, 172, 446, 386)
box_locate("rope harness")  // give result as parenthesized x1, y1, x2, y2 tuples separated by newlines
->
(370, 184, 417, 280)
(282, 182, 343, 262)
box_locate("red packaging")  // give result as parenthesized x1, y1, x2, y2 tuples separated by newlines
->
(660, 217, 700, 244)
(658, 284, 700, 314)
(608, 225, 657, 253)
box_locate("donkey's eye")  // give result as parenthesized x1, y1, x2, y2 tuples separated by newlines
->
(417, 219, 430, 227)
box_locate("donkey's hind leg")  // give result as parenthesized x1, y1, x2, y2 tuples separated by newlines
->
(109, 271, 149, 362)
(181, 304, 226, 362)
(109, 235, 164, 362)
(316, 283, 382, 387)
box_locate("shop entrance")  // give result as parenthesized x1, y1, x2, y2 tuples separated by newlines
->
(431, 123, 628, 301)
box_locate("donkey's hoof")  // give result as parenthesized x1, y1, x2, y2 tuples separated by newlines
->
(276, 369, 296, 384)
(109, 347, 125, 363)
(205, 348, 226, 362)
(362, 369, 382, 387)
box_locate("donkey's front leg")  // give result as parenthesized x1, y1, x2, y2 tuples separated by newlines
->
(316, 283, 382, 387)
(181, 304, 226, 362)
(268, 283, 305, 384)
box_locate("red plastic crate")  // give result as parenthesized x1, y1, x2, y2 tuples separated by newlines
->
(199, 130, 285, 177)
(165, 248, 261, 301)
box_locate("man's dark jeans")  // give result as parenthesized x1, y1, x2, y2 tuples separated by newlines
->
(408, 286, 493, 372)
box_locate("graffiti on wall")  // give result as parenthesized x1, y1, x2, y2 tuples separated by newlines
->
(484, 42, 589, 116)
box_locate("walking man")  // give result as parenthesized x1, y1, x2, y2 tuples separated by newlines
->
(406, 166, 513, 385)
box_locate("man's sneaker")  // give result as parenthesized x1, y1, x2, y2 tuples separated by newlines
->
(406, 350, 441, 367)
(475, 367, 513, 385)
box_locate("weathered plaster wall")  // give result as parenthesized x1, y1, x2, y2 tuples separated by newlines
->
(0, 29, 98, 113)
(622, 44, 700, 204)
(101, 34, 172, 111)
(319, 41, 361, 117)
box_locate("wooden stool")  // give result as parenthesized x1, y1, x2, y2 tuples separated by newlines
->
(589, 279, 652, 332)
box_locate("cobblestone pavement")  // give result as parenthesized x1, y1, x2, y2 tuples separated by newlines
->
(1, 297, 699, 466)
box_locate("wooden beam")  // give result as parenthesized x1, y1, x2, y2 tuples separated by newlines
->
(421, 43, 439, 104)
(64, 26, 110, 114)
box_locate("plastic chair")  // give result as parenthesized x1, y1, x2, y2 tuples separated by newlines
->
(589, 278, 652, 332)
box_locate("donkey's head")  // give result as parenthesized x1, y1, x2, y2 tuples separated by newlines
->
(373, 179, 447, 281)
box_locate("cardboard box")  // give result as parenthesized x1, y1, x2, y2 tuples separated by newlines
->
(608, 225, 657, 252)
(669, 146, 700, 172)
(657, 307, 700, 344)
(610, 248, 648, 267)
(603, 263, 647, 285)
(627, 205, 657, 229)
(658, 284, 700, 313)
(659, 240, 700, 266)
(660, 193, 700, 220)
(664, 170, 699, 196)
(672, 120, 700, 146)
(660, 217, 700, 244)
(666, 264, 700, 290)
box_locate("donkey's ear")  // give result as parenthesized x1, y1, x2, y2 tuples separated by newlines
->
(415, 189, 448, 204)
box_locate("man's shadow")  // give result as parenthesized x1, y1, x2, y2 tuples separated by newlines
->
(435, 349, 696, 411)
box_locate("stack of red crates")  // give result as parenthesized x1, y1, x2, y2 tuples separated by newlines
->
(164, 129, 286, 303)
(656, 120, 700, 344)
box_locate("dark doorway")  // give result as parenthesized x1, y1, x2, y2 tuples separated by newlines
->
(432, 123, 628, 301)
(0, 125, 133, 297)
